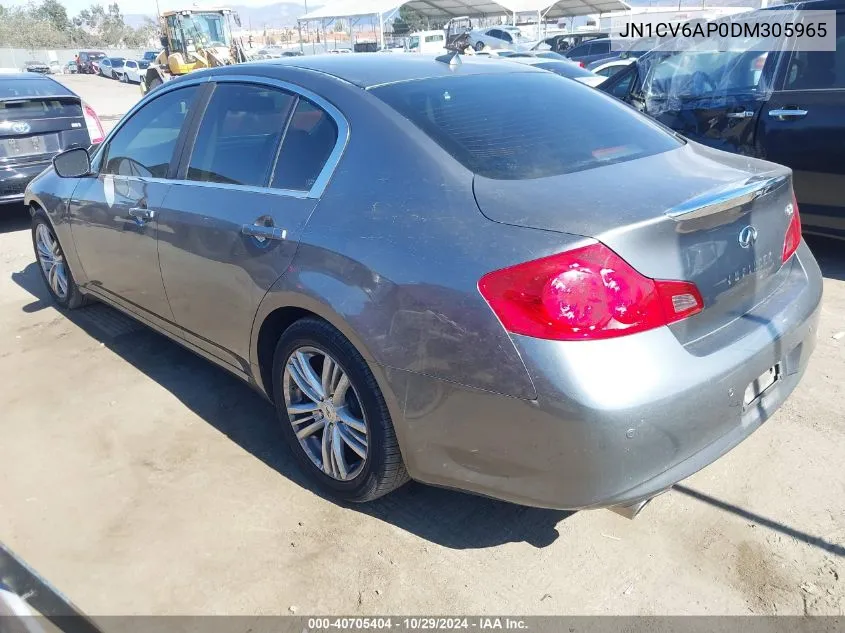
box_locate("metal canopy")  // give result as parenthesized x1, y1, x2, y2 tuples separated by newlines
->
(499, 0, 630, 19)
(299, 0, 630, 22)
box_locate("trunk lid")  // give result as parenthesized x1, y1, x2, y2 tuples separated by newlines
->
(473, 142, 796, 346)
(1, 95, 89, 166)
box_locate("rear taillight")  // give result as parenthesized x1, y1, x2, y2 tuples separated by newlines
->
(577, 61, 585, 68)
(83, 103, 105, 144)
(782, 193, 802, 263)
(478, 243, 703, 341)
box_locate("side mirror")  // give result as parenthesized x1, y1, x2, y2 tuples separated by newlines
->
(53, 147, 91, 178)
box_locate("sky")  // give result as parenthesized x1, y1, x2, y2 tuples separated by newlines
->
(3, 0, 292, 18)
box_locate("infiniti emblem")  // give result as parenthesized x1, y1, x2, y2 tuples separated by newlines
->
(11, 121, 30, 134)
(738, 225, 758, 249)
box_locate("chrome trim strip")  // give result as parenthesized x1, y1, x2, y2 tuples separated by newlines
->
(666, 174, 789, 221)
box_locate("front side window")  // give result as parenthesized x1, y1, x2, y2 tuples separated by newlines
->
(271, 98, 338, 192)
(187, 83, 294, 187)
(102, 86, 198, 178)
(373, 73, 681, 180)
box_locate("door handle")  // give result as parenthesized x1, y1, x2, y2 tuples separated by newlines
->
(241, 224, 286, 240)
(768, 108, 808, 120)
(726, 110, 755, 119)
(128, 207, 156, 223)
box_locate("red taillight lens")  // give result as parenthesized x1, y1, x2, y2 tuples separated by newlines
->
(478, 243, 703, 341)
(83, 103, 105, 144)
(578, 61, 586, 68)
(782, 193, 802, 263)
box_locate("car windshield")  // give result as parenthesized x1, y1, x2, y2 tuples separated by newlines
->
(139, 60, 151, 69)
(26, 61, 44, 65)
(109, 58, 125, 65)
(143, 51, 159, 61)
(373, 72, 681, 180)
(89, 52, 106, 60)
(408, 36, 420, 50)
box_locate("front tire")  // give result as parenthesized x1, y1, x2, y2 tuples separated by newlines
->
(272, 317, 409, 503)
(32, 212, 86, 309)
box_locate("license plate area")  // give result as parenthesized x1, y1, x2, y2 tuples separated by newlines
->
(744, 364, 781, 407)
(0, 134, 59, 159)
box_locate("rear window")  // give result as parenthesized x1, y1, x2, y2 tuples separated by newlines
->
(0, 77, 71, 99)
(534, 61, 596, 79)
(372, 73, 681, 180)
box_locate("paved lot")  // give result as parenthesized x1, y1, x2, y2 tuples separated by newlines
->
(0, 75, 843, 616)
(54, 73, 143, 133)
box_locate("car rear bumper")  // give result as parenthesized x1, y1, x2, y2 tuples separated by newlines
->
(1, 161, 52, 205)
(384, 241, 822, 510)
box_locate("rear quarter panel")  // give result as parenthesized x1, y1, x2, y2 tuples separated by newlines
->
(249, 70, 588, 404)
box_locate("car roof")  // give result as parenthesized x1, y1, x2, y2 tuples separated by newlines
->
(243, 54, 542, 89)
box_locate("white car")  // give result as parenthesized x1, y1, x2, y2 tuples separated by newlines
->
(48, 60, 62, 74)
(589, 58, 635, 80)
(505, 56, 607, 87)
(407, 30, 447, 55)
(98, 57, 125, 79)
(116, 59, 150, 83)
(469, 25, 536, 52)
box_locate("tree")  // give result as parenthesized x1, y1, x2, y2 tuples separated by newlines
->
(34, 0, 69, 32)
(393, 6, 426, 34)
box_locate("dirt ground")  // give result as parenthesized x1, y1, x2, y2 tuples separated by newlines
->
(0, 75, 842, 616)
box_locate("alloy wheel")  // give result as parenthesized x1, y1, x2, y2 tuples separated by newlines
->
(35, 223, 69, 300)
(283, 346, 369, 481)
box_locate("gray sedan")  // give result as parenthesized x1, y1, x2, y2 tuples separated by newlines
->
(25, 55, 822, 517)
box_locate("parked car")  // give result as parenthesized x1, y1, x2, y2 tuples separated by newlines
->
(407, 30, 447, 55)
(533, 33, 608, 54)
(1, 73, 104, 206)
(77, 51, 106, 74)
(601, 0, 845, 240)
(506, 56, 607, 87)
(64, 61, 78, 74)
(23, 61, 50, 74)
(142, 50, 162, 63)
(117, 59, 150, 83)
(48, 60, 62, 74)
(99, 57, 125, 79)
(565, 37, 613, 66)
(25, 56, 821, 518)
(589, 57, 634, 79)
(469, 25, 535, 51)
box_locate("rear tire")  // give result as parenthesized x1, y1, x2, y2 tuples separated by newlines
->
(31, 211, 87, 310)
(272, 317, 409, 503)
(474, 40, 485, 52)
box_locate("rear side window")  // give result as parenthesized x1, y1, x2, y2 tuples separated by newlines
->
(567, 43, 591, 57)
(187, 83, 294, 186)
(102, 86, 197, 178)
(271, 98, 338, 192)
(373, 73, 681, 180)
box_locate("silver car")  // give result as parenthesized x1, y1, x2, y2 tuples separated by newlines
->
(25, 55, 822, 517)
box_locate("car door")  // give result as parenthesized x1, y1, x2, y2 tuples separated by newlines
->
(756, 10, 845, 238)
(69, 84, 200, 322)
(156, 79, 346, 371)
(626, 44, 774, 155)
(101, 59, 110, 76)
